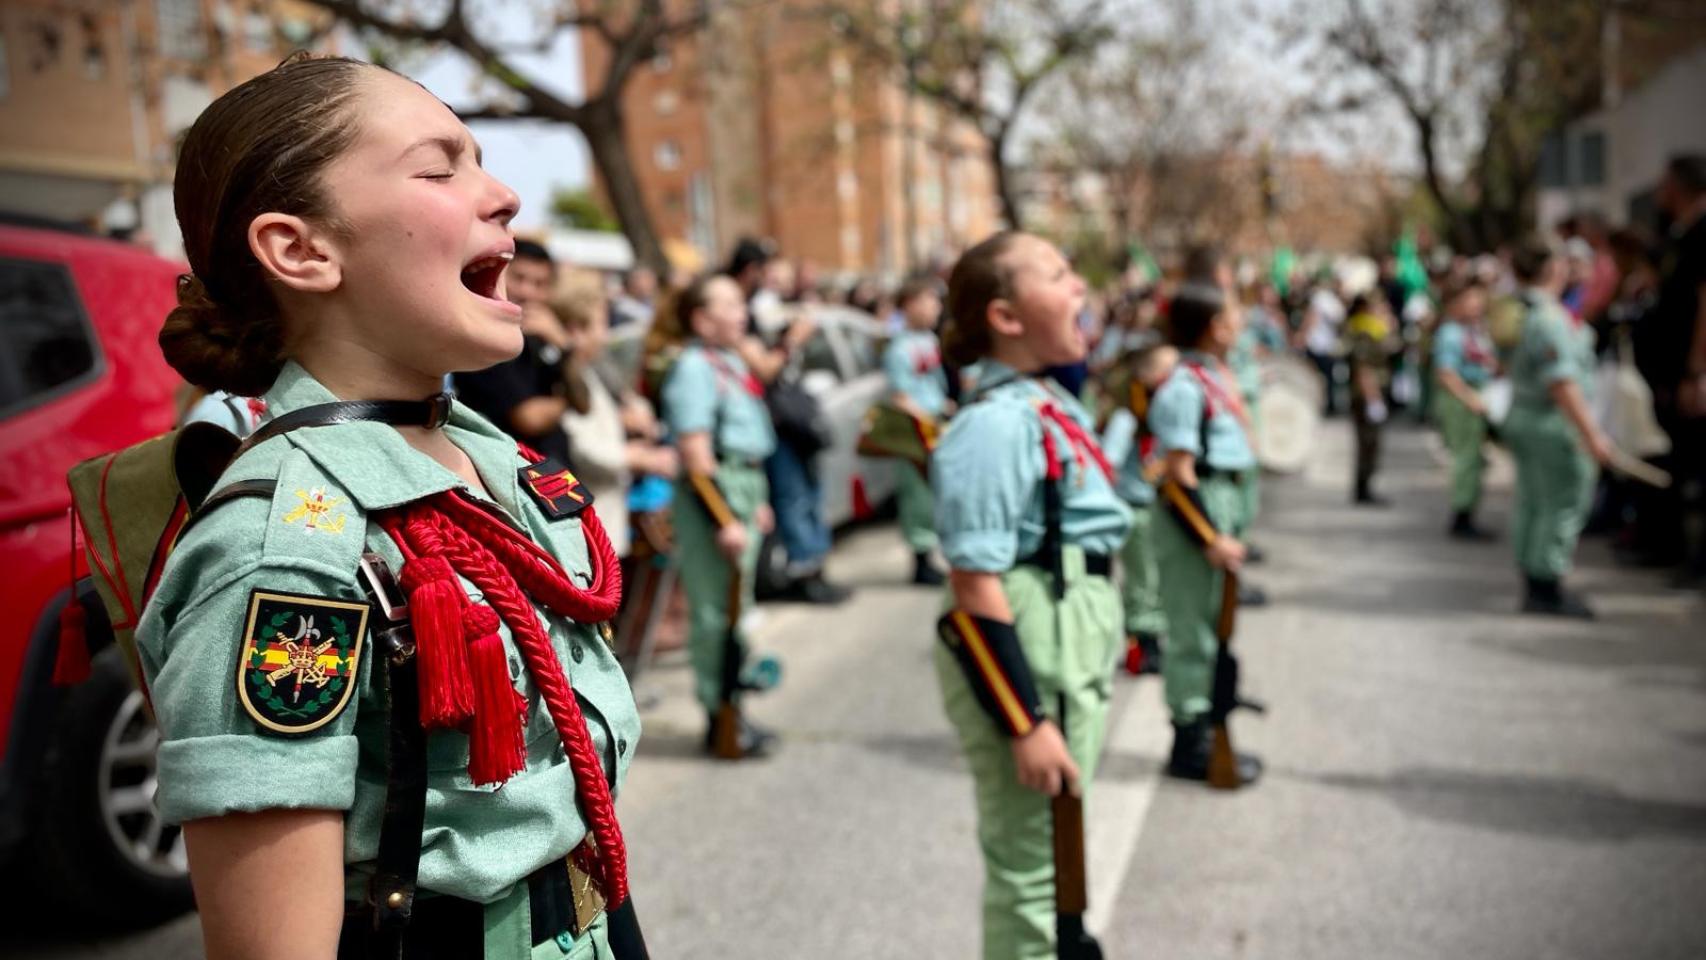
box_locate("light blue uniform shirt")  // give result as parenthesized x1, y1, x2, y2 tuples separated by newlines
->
(661, 342, 777, 462)
(1509, 291, 1596, 412)
(883, 328, 949, 417)
(1432, 320, 1497, 388)
(1099, 407, 1154, 506)
(1149, 353, 1257, 471)
(932, 361, 1132, 572)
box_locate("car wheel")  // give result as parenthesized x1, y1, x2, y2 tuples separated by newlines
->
(30, 646, 193, 928)
(753, 531, 793, 600)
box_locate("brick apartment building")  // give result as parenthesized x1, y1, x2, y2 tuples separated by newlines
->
(582, 1, 1001, 279)
(0, 0, 322, 255)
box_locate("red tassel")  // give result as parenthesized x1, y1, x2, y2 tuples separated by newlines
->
(54, 600, 91, 686)
(1123, 637, 1145, 677)
(400, 556, 473, 729)
(463, 604, 527, 786)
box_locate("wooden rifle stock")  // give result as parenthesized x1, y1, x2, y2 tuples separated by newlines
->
(711, 572, 745, 760)
(1208, 570, 1243, 791)
(1052, 697, 1104, 959)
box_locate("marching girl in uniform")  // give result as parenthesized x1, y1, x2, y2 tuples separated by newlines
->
(1148, 282, 1263, 784)
(882, 276, 952, 586)
(658, 275, 780, 756)
(1431, 280, 1499, 540)
(137, 56, 645, 959)
(932, 232, 1131, 960)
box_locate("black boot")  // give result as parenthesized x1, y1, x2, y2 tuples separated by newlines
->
(1449, 510, 1496, 541)
(703, 711, 777, 759)
(912, 552, 946, 587)
(789, 571, 853, 605)
(1245, 542, 1267, 565)
(1522, 577, 1595, 619)
(1166, 718, 1264, 785)
(1166, 719, 1212, 780)
(1353, 478, 1391, 507)
(1238, 583, 1270, 607)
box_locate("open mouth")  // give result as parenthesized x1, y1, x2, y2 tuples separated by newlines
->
(460, 251, 512, 302)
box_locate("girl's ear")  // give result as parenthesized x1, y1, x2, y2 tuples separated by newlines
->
(249, 213, 341, 294)
(985, 297, 1023, 340)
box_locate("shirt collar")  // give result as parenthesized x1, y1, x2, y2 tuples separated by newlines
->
(260, 361, 525, 514)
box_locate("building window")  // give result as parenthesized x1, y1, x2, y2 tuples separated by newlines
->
(0, 32, 10, 100)
(0, 259, 102, 418)
(157, 0, 206, 60)
(653, 89, 678, 116)
(1537, 132, 1567, 188)
(654, 140, 682, 171)
(1577, 130, 1606, 187)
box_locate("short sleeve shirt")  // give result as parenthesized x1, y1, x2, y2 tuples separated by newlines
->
(660, 342, 777, 462)
(1510, 292, 1596, 411)
(1432, 320, 1497, 388)
(883, 329, 949, 417)
(1148, 355, 1257, 471)
(135, 362, 640, 904)
(931, 361, 1131, 572)
(1099, 406, 1155, 506)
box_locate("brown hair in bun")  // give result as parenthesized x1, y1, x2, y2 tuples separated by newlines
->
(943, 231, 1020, 367)
(159, 53, 372, 396)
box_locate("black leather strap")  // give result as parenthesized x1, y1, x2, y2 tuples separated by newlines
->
(236, 394, 454, 459)
(176, 479, 277, 539)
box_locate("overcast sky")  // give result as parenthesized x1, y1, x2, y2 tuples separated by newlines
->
(384, 0, 1417, 233)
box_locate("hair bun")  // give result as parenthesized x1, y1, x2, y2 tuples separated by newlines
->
(159, 273, 284, 397)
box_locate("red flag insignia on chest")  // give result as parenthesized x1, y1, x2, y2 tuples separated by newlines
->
(237, 590, 369, 736)
(519, 457, 594, 519)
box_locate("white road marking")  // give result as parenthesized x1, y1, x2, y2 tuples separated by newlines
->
(1086, 678, 1169, 933)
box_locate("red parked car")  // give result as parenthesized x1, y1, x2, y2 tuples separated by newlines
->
(0, 221, 191, 924)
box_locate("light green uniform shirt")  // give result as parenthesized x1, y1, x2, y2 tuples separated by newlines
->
(932, 361, 1132, 572)
(1432, 320, 1497, 388)
(883, 328, 950, 417)
(661, 342, 777, 461)
(1148, 353, 1257, 471)
(136, 362, 641, 904)
(1099, 407, 1155, 506)
(1509, 291, 1596, 412)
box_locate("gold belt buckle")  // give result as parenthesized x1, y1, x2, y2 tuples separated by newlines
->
(565, 854, 606, 937)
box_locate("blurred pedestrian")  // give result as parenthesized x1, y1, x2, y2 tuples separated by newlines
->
(1432, 280, 1498, 539)
(1346, 292, 1397, 506)
(660, 275, 779, 756)
(609, 265, 657, 329)
(1148, 282, 1261, 785)
(882, 276, 951, 585)
(1100, 344, 1178, 676)
(1504, 239, 1613, 618)
(1298, 274, 1346, 416)
(932, 232, 1130, 960)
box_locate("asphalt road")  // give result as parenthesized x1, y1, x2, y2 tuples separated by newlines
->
(15, 420, 1706, 959)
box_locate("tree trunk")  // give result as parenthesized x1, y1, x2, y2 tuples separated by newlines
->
(581, 100, 668, 273)
(990, 125, 1025, 231)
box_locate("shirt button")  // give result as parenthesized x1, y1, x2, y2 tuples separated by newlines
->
(570, 642, 585, 663)
(617, 738, 628, 757)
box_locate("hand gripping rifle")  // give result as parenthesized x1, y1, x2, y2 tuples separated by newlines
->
(1207, 570, 1265, 790)
(1052, 695, 1104, 960)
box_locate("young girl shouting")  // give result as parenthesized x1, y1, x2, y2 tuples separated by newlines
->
(931, 232, 1131, 960)
(138, 55, 643, 959)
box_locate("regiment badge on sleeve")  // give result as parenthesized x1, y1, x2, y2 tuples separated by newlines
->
(237, 590, 369, 736)
(519, 457, 594, 520)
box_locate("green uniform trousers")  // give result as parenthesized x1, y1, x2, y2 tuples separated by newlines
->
(1155, 476, 1245, 724)
(1434, 389, 1488, 512)
(1504, 407, 1597, 579)
(1118, 504, 1166, 637)
(672, 463, 767, 711)
(481, 882, 610, 958)
(935, 549, 1123, 960)
(898, 462, 939, 553)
